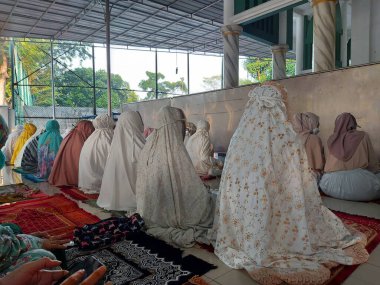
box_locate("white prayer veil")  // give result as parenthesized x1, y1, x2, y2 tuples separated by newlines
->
(136, 106, 214, 247)
(213, 82, 368, 284)
(97, 111, 145, 211)
(78, 114, 115, 193)
(186, 119, 214, 176)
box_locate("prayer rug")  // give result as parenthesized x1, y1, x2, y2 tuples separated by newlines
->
(65, 232, 216, 285)
(0, 194, 99, 238)
(0, 184, 47, 204)
(60, 186, 99, 201)
(326, 211, 380, 284)
(195, 211, 380, 285)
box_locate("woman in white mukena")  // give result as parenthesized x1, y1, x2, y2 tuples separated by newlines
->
(212, 82, 368, 285)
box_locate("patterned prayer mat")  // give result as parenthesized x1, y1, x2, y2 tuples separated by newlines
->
(326, 211, 380, 284)
(196, 211, 380, 285)
(60, 186, 99, 201)
(0, 184, 47, 204)
(0, 194, 100, 238)
(65, 232, 216, 285)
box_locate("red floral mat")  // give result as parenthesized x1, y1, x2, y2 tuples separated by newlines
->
(0, 184, 48, 204)
(197, 211, 380, 285)
(182, 276, 210, 285)
(60, 186, 99, 201)
(0, 194, 100, 238)
(326, 211, 380, 284)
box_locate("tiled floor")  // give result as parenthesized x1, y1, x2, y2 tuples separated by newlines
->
(4, 168, 380, 285)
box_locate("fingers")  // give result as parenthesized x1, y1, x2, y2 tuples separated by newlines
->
(81, 266, 107, 285)
(60, 269, 85, 285)
(22, 258, 62, 271)
(60, 266, 108, 285)
(40, 269, 69, 282)
(48, 238, 71, 249)
(50, 233, 69, 240)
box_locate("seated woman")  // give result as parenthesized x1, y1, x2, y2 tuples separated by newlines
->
(97, 111, 145, 211)
(13, 128, 42, 170)
(37, 120, 63, 179)
(136, 106, 214, 247)
(79, 115, 115, 193)
(213, 83, 368, 284)
(2, 125, 23, 162)
(0, 224, 68, 274)
(292, 112, 325, 180)
(184, 121, 196, 146)
(11, 123, 37, 164)
(0, 115, 9, 149)
(186, 119, 223, 177)
(320, 113, 380, 201)
(20, 135, 40, 174)
(48, 120, 94, 186)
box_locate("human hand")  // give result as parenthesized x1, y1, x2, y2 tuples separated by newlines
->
(60, 265, 112, 285)
(0, 258, 69, 285)
(31, 232, 51, 239)
(42, 234, 71, 250)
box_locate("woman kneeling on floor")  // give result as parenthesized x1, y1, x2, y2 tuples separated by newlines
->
(320, 112, 380, 201)
(136, 106, 214, 248)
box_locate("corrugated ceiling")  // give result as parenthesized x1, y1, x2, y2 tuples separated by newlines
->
(0, 0, 288, 57)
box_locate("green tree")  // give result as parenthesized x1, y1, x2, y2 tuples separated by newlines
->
(0, 40, 10, 105)
(0, 38, 91, 107)
(138, 71, 188, 100)
(55, 67, 137, 109)
(244, 57, 296, 83)
(202, 75, 222, 91)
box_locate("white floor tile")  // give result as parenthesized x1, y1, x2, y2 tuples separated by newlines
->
(347, 263, 380, 285)
(367, 245, 380, 268)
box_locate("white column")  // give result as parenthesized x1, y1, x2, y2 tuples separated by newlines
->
(351, 0, 370, 65)
(222, 24, 243, 88)
(295, 13, 304, 74)
(340, 0, 348, 67)
(271, 44, 288, 80)
(224, 0, 234, 25)
(312, 0, 337, 72)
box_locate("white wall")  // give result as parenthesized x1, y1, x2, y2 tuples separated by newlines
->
(351, 0, 380, 65)
(125, 62, 380, 159)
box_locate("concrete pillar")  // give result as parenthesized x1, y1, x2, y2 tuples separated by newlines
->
(271, 44, 288, 80)
(222, 24, 243, 88)
(351, 0, 370, 65)
(340, 0, 349, 67)
(312, 0, 337, 72)
(295, 13, 304, 75)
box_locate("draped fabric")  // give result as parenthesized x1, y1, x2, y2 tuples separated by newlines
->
(292, 112, 325, 171)
(327, 113, 365, 161)
(136, 106, 214, 247)
(186, 120, 215, 176)
(48, 120, 94, 186)
(0, 225, 55, 274)
(2, 125, 23, 162)
(20, 135, 40, 173)
(213, 82, 368, 285)
(143, 127, 155, 138)
(97, 111, 145, 211)
(37, 120, 63, 179)
(11, 123, 37, 164)
(79, 115, 115, 193)
(0, 115, 9, 149)
(13, 130, 41, 168)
